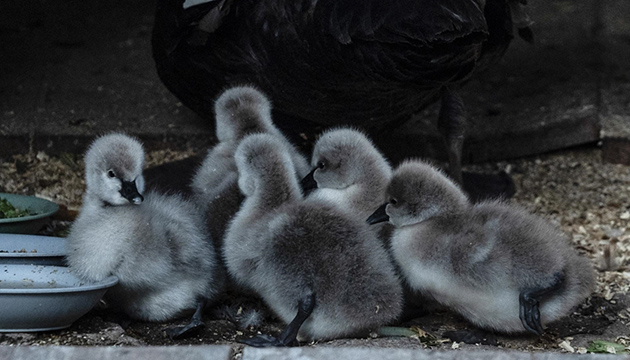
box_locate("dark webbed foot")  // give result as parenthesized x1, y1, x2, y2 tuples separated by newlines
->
(444, 329, 498, 346)
(238, 333, 298, 347)
(239, 292, 316, 347)
(519, 292, 543, 335)
(519, 272, 565, 336)
(166, 298, 207, 340)
(166, 318, 205, 339)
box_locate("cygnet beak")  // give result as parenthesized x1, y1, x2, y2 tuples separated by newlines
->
(367, 203, 389, 225)
(300, 167, 318, 195)
(120, 180, 144, 204)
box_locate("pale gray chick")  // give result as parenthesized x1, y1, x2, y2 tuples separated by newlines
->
(367, 160, 595, 337)
(302, 127, 392, 221)
(66, 133, 224, 339)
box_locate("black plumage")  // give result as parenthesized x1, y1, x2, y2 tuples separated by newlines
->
(152, 0, 525, 183)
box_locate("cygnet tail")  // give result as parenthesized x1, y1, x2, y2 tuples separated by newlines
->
(541, 252, 596, 324)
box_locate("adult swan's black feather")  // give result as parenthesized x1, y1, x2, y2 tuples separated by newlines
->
(152, 0, 526, 184)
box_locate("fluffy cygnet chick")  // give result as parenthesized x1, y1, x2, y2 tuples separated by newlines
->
(66, 133, 223, 339)
(301, 127, 392, 220)
(191, 85, 309, 246)
(367, 160, 595, 336)
(224, 133, 403, 346)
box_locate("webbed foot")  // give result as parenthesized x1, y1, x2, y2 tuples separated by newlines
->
(166, 318, 205, 339)
(238, 333, 298, 347)
(519, 272, 565, 336)
(240, 292, 316, 347)
(519, 292, 543, 336)
(166, 298, 207, 340)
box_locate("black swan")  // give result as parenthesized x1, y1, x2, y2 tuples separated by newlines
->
(152, 0, 531, 189)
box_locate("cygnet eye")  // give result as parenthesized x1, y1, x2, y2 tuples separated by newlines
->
(107, 170, 116, 178)
(389, 198, 398, 205)
(318, 161, 326, 169)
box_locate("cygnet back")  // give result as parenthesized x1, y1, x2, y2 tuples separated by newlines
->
(371, 159, 595, 335)
(192, 85, 309, 247)
(224, 134, 403, 345)
(212, 85, 309, 175)
(384, 160, 469, 227)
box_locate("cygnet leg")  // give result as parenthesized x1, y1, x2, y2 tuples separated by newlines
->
(519, 272, 564, 336)
(239, 292, 316, 347)
(166, 298, 207, 339)
(437, 87, 467, 185)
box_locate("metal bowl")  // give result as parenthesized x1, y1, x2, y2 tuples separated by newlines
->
(0, 264, 118, 332)
(0, 234, 66, 266)
(0, 193, 59, 234)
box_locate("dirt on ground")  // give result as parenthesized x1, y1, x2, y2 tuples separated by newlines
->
(0, 144, 629, 356)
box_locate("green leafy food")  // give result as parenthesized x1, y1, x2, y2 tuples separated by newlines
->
(587, 340, 629, 354)
(0, 198, 32, 219)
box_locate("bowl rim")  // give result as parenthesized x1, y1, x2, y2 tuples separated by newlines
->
(0, 233, 66, 258)
(0, 265, 118, 294)
(0, 193, 59, 224)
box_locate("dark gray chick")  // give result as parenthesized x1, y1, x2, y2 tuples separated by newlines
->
(191, 85, 309, 248)
(224, 133, 403, 346)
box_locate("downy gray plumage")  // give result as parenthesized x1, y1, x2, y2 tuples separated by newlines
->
(367, 160, 595, 335)
(224, 133, 403, 346)
(66, 133, 224, 338)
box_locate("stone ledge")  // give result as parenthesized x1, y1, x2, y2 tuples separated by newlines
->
(241, 347, 629, 360)
(0, 345, 232, 360)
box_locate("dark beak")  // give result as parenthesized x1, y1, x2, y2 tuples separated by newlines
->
(120, 180, 144, 204)
(367, 203, 389, 225)
(300, 167, 318, 195)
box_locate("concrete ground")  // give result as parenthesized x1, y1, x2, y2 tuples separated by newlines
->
(0, 345, 628, 360)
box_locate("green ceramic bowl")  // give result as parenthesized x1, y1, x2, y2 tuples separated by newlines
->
(0, 193, 59, 234)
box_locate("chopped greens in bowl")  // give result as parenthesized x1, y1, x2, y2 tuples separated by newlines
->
(0, 193, 58, 234)
(0, 198, 34, 219)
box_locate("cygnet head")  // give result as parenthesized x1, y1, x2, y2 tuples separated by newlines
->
(214, 85, 277, 143)
(234, 133, 301, 199)
(369, 160, 469, 227)
(303, 128, 390, 191)
(84, 133, 145, 205)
